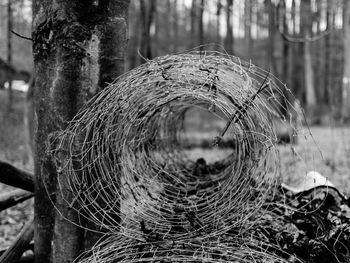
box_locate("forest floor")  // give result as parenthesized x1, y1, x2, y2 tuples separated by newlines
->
(0, 89, 33, 250)
(0, 89, 350, 253)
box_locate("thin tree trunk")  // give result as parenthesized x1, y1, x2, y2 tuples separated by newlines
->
(342, 0, 350, 120)
(290, 0, 302, 100)
(173, 0, 179, 52)
(324, 0, 332, 106)
(281, 0, 288, 84)
(128, 1, 140, 69)
(314, 1, 324, 104)
(267, 0, 277, 74)
(148, 0, 156, 58)
(301, 0, 316, 110)
(245, 0, 253, 56)
(7, 0, 13, 111)
(32, 1, 129, 262)
(224, 0, 234, 54)
(216, 0, 222, 45)
(140, 0, 156, 62)
(191, 0, 197, 47)
(280, 0, 294, 119)
(198, 0, 204, 50)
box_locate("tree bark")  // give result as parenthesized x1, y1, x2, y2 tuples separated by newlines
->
(224, 0, 234, 54)
(32, 1, 129, 262)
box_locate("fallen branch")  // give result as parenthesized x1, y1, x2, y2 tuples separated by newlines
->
(0, 243, 33, 256)
(0, 189, 34, 212)
(0, 218, 34, 263)
(0, 161, 34, 192)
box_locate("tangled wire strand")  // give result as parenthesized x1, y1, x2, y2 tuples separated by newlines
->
(50, 51, 300, 262)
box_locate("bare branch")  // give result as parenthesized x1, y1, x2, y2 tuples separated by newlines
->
(10, 30, 33, 41)
(0, 189, 33, 211)
(0, 161, 34, 192)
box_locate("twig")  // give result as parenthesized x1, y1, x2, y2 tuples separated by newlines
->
(215, 71, 270, 142)
(10, 30, 33, 41)
(0, 189, 33, 211)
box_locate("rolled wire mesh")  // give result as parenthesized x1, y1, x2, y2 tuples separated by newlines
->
(49, 51, 299, 262)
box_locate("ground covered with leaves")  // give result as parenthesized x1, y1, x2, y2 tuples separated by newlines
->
(258, 184, 350, 262)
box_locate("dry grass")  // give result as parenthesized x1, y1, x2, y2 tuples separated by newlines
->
(278, 126, 350, 196)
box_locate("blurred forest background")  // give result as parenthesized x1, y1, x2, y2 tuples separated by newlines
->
(1, 0, 350, 123)
(0, 0, 350, 183)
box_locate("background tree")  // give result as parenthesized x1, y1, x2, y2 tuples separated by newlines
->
(300, 0, 317, 112)
(198, 0, 205, 49)
(191, 0, 198, 48)
(32, 1, 129, 262)
(224, 0, 234, 54)
(244, 0, 253, 55)
(140, 0, 156, 63)
(266, 0, 277, 73)
(7, 0, 13, 110)
(324, 0, 333, 107)
(216, 0, 222, 45)
(342, 0, 350, 120)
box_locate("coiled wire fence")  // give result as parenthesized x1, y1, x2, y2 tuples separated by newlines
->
(49, 51, 301, 262)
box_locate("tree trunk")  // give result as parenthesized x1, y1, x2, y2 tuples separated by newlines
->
(191, 0, 197, 47)
(267, 0, 277, 74)
(324, 0, 332, 106)
(216, 0, 222, 45)
(140, 0, 156, 62)
(32, 1, 129, 262)
(224, 0, 234, 54)
(300, 0, 317, 110)
(314, 1, 325, 105)
(342, 0, 350, 121)
(244, 0, 253, 56)
(198, 0, 205, 49)
(7, 0, 13, 111)
(279, 0, 294, 119)
(173, 0, 179, 52)
(128, 1, 141, 69)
